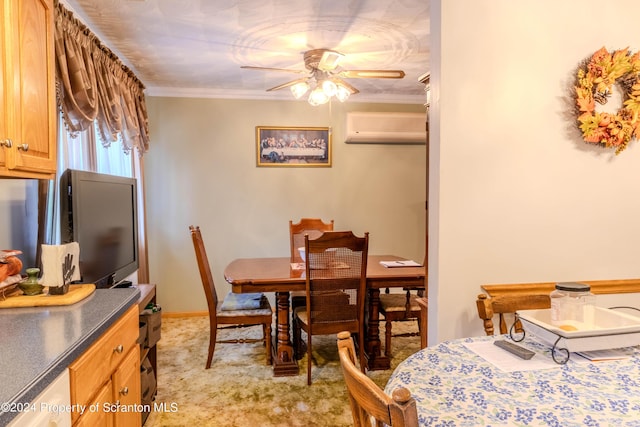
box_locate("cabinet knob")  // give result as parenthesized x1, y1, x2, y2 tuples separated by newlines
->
(17, 143, 28, 151)
(119, 387, 129, 396)
(0, 139, 12, 148)
(114, 344, 124, 353)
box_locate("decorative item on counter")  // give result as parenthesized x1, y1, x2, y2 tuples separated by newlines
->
(0, 249, 22, 262)
(40, 243, 80, 295)
(0, 249, 24, 298)
(550, 282, 595, 331)
(18, 268, 44, 296)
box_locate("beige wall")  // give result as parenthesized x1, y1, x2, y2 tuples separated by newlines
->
(144, 97, 426, 313)
(430, 0, 640, 342)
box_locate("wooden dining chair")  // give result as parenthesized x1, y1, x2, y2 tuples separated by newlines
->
(476, 291, 551, 335)
(289, 218, 334, 357)
(189, 225, 273, 368)
(378, 287, 425, 357)
(378, 255, 426, 356)
(293, 230, 369, 385)
(289, 218, 334, 263)
(337, 331, 418, 427)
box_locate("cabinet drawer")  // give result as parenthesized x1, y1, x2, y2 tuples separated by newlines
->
(70, 305, 138, 414)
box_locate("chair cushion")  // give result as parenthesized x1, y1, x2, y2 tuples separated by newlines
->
(379, 293, 419, 312)
(220, 292, 264, 311)
(218, 295, 272, 317)
(217, 305, 273, 317)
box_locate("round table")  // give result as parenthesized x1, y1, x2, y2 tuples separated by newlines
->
(385, 335, 640, 426)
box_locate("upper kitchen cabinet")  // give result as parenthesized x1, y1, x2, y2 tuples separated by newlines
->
(0, 0, 56, 179)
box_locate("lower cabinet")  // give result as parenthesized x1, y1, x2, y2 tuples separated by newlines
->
(69, 304, 141, 427)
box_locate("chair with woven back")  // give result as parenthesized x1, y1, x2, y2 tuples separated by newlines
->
(293, 230, 369, 385)
(189, 225, 273, 368)
(476, 288, 551, 335)
(337, 331, 418, 427)
(378, 255, 426, 357)
(289, 218, 334, 357)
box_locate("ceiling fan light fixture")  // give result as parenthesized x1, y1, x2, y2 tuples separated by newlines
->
(321, 79, 337, 97)
(290, 81, 310, 99)
(308, 87, 330, 106)
(335, 84, 351, 102)
(242, 48, 406, 105)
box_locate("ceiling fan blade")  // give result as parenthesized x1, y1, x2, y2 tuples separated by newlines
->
(335, 78, 359, 94)
(266, 78, 310, 92)
(317, 50, 344, 71)
(241, 66, 306, 75)
(338, 69, 406, 79)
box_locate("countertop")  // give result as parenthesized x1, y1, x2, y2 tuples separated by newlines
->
(0, 287, 140, 426)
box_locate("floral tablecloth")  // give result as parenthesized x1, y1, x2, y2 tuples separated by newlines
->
(384, 335, 640, 427)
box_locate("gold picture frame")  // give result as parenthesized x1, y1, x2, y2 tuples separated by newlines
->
(256, 126, 331, 167)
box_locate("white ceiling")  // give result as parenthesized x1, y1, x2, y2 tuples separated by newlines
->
(61, 0, 429, 104)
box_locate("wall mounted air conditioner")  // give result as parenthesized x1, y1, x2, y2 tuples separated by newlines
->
(345, 112, 426, 144)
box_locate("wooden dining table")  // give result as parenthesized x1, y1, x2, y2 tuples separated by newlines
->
(224, 254, 426, 376)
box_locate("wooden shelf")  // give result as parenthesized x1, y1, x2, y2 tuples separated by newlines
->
(137, 284, 156, 310)
(135, 283, 157, 426)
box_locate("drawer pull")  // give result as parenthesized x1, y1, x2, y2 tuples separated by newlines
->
(120, 387, 129, 396)
(1, 139, 11, 148)
(114, 344, 124, 353)
(17, 143, 28, 151)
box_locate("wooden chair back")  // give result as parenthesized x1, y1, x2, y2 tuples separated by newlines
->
(476, 289, 551, 335)
(305, 231, 368, 333)
(289, 218, 334, 263)
(337, 331, 418, 427)
(190, 225, 219, 329)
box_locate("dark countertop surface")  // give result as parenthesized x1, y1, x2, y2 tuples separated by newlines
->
(0, 287, 140, 425)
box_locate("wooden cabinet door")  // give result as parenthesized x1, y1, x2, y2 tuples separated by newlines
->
(75, 381, 114, 427)
(112, 346, 141, 427)
(0, 0, 9, 171)
(0, 0, 56, 178)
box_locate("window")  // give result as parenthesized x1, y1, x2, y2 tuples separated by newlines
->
(43, 114, 148, 284)
(46, 116, 136, 245)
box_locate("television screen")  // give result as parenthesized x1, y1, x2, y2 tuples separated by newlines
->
(60, 169, 139, 288)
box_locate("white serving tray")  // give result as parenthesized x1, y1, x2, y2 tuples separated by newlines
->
(517, 307, 640, 353)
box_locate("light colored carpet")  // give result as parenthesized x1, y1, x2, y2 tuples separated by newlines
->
(144, 315, 421, 427)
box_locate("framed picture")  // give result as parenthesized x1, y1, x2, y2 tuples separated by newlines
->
(256, 126, 331, 167)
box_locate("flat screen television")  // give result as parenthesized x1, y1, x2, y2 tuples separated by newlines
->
(60, 169, 139, 288)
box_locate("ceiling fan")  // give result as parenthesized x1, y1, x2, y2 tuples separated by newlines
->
(241, 48, 405, 105)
